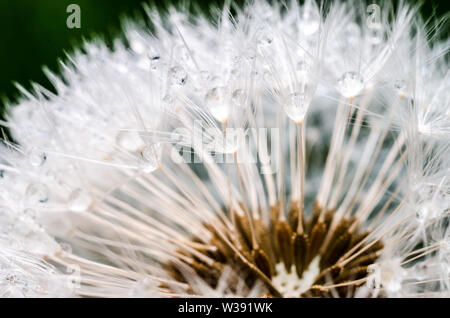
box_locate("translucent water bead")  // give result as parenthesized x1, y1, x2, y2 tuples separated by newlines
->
(1, 207, 60, 256)
(231, 89, 245, 107)
(139, 144, 160, 173)
(60, 242, 73, 254)
(298, 0, 320, 36)
(394, 79, 409, 97)
(1, 273, 28, 297)
(147, 47, 161, 68)
(380, 261, 405, 294)
(336, 71, 364, 98)
(161, 94, 174, 106)
(284, 92, 309, 122)
(0, 169, 12, 183)
(116, 130, 145, 152)
(68, 188, 93, 213)
(25, 183, 49, 204)
(368, 25, 385, 45)
(256, 26, 273, 47)
(26, 147, 47, 167)
(149, 54, 161, 71)
(169, 66, 188, 87)
(205, 87, 230, 122)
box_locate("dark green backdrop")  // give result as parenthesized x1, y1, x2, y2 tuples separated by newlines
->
(0, 0, 447, 116)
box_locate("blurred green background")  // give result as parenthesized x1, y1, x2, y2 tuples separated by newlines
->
(0, 0, 447, 117)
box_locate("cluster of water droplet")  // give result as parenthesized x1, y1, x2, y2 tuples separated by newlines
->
(20, 142, 98, 216)
(1, 271, 37, 297)
(0, 250, 71, 297)
(0, 207, 60, 256)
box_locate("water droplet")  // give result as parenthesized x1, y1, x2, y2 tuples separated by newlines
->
(22, 209, 36, 221)
(394, 79, 405, 90)
(256, 27, 273, 47)
(336, 71, 364, 98)
(366, 274, 381, 289)
(68, 188, 93, 213)
(366, 264, 381, 289)
(130, 36, 145, 54)
(149, 54, 161, 71)
(284, 92, 309, 122)
(5, 273, 18, 285)
(161, 94, 174, 106)
(60, 242, 73, 254)
(205, 87, 230, 122)
(367, 263, 379, 274)
(415, 208, 426, 221)
(116, 131, 145, 152)
(368, 25, 384, 45)
(199, 70, 211, 82)
(195, 71, 219, 92)
(139, 145, 160, 174)
(299, 2, 320, 35)
(394, 79, 409, 97)
(169, 66, 188, 86)
(231, 89, 244, 107)
(209, 75, 223, 88)
(114, 63, 128, 74)
(25, 183, 49, 204)
(26, 147, 47, 167)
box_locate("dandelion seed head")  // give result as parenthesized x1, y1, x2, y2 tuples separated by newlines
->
(0, 0, 449, 298)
